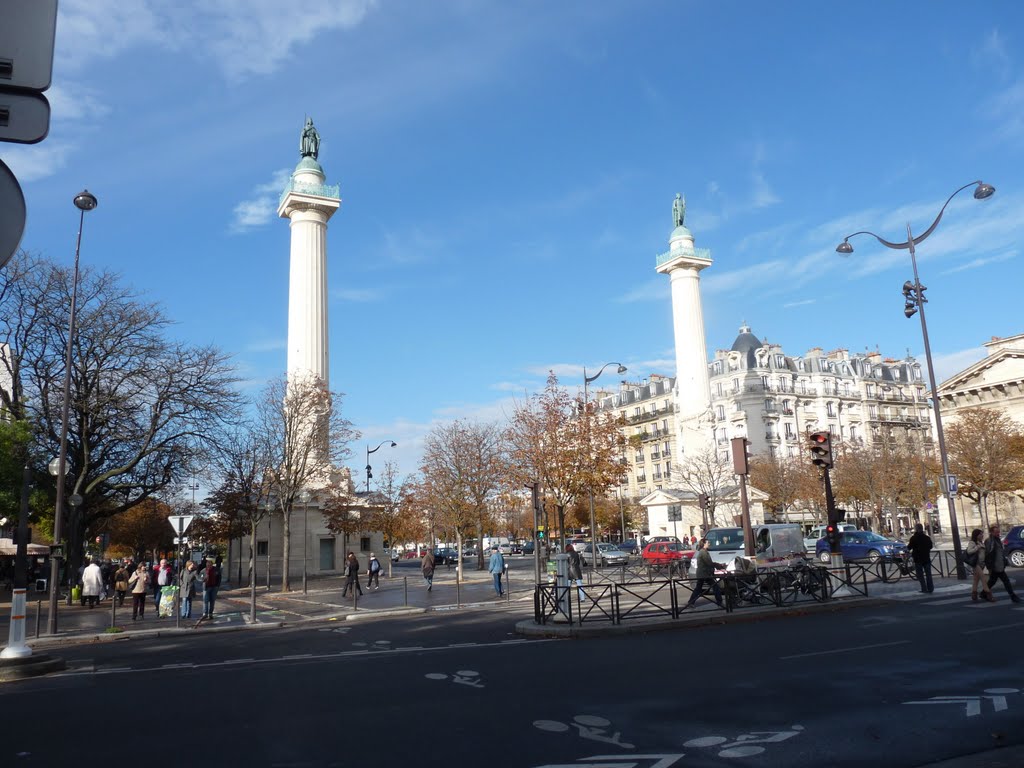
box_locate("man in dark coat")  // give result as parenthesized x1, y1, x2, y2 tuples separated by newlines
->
(986, 525, 1021, 603)
(907, 523, 934, 593)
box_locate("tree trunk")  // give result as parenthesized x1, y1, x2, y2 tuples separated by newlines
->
(476, 520, 484, 570)
(282, 507, 291, 591)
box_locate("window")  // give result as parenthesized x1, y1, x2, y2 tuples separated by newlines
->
(824, 379, 833, 395)
(761, 375, 770, 389)
(866, 384, 874, 398)
(635, 449, 644, 462)
(663, 442, 671, 456)
(775, 354, 785, 368)
(869, 405, 878, 418)
(713, 361, 723, 375)
(764, 399, 775, 412)
(715, 382, 723, 396)
(257, 540, 268, 556)
(716, 405, 725, 420)
(732, 378, 740, 393)
(634, 406, 641, 417)
(826, 402, 835, 417)
(665, 461, 672, 473)
(850, 425, 858, 441)
(785, 423, 795, 438)
(662, 419, 669, 431)
(360, 536, 371, 552)
(782, 399, 792, 414)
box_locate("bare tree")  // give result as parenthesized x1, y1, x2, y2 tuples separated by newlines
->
(366, 460, 407, 577)
(204, 422, 274, 622)
(676, 446, 733, 530)
(257, 374, 357, 591)
(749, 454, 806, 521)
(0, 252, 242, 580)
(419, 420, 505, 570)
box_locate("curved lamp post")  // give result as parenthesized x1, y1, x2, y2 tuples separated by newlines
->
(46, 189, 97, 635)
(365, 440, 397, 493)
(583, 362, 627, 565)
(836, 180, 995, 580)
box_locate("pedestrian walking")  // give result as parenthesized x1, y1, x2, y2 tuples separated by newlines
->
(366, 553, 382, 590)
(81, 558, 103, 608)
(342, 552, 363, 597)
(422, 551, 435, 592)
(907, 523, 934, 593)
(127, 563, 150, 620)
(565, 542, 586, 601)
(100, 560, 113, 601)
(985, 525, 1021, 603)
(966, 528, 994, 603)
(179, 560, 197, 619)
(202, 559, 221, 618)
(682, 539, 724, 610)
(113, 562, 130, 607)
(488, 546, 505, 597)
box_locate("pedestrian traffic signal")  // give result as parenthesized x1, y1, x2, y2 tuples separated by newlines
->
(537, 527, 545, 540)
(808, 431, 833, 469)
(730, 436, 751, 476)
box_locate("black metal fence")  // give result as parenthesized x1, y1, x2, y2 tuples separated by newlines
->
(533, 557, 926, 626)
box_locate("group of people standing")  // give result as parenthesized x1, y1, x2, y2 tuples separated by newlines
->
(903, 523, 1019, 603)
(98, 556, 222, 621)
(417, 546, 507, 597)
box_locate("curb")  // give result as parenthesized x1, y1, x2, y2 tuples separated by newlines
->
(515, 596, 883, 638)
(0, 652, 67, 682)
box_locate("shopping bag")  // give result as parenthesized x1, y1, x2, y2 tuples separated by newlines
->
(158, 586, 179, 617)
(71, 586, 82, 602)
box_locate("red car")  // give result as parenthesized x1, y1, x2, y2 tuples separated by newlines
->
(642, 541, 693, 569)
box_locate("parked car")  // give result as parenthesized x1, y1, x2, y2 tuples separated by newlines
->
(1004, 525, 1024, 568)
(803, 523, 856, 551)
(498, 542, 512, 555)
(814, 531, 907, 563)
(384, 548, 401, 562)
(510, 541, 524, 555)
(581, 542, 630, 567)
(522, 541, 535, 555)
(618, 539, 640, 555)
(432, 548, 460, 565)
(641, 541, 692, 569)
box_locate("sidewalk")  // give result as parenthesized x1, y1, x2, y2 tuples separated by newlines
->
(0, 563, 535, 651)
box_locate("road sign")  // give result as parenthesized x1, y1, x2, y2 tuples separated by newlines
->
(0, 0, 58, 91)
(939, 474, 958, 494)
(168, 515, 195, 535)
(667, 504, 682, 522)
(0, 91, 50, 144)
(0, 159, 25, 269)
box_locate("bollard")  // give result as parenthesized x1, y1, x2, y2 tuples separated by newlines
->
(35, 598, 42, 638)
(1, 588, 31, 658)
(403, 576, 408, 606)
(352, 586, 358, 611)
(111, 589, 117, 629)
(505, 564, 510, 603)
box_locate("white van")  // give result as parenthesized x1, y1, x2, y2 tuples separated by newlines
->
(803, 523, 856, 551)
(703, 524, 807, 572)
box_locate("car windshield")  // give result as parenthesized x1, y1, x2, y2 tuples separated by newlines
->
(598, 543, 616, 552)
(863, 533, 889, 542)
(705, 529, 743, 551)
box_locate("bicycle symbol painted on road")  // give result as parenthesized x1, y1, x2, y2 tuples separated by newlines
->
(533, 715, 635, 749)
(683, 725, 804, 758)
(425, 669, 485, 688)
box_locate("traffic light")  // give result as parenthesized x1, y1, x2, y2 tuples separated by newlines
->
(537, 526, 545, 540)
(697, 493, 710, 513)
(808, 431, 834, 469)
(730, 437, 751, 475)
(825, 523, 841, 552)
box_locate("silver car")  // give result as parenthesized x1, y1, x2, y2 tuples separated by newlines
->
(581, 542, 630, 567)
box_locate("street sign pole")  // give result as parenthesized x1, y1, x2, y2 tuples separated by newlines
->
(167, 515, 194, 629)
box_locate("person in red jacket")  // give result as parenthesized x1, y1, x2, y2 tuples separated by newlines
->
(202, 560, 221, 619)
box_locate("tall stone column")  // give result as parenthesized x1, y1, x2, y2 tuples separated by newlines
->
(656, 195, 714, 461)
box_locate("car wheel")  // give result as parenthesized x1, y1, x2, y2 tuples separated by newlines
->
(867, 549, 882, 563)
(1010, 550, 1024, 568)
(817, 550, 831, 564)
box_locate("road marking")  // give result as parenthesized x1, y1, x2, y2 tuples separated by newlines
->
(222, 658, 255, 664)
(161, 663, 194, 669)
(450, 642, 478, 647)
(962, 619, 1024, 635)
(880, 586, 970, 600)
(282, 654, 313, 659)
(780, 640, 909, 660)
(923, 597, 976, 606)
(96, 667, 131, 674)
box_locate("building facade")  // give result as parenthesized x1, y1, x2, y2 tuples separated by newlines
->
(708, 325, 933, 462)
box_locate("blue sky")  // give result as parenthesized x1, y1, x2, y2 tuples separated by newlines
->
(4, 0, 1023, 487)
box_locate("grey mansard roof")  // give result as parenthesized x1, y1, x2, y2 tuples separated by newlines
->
(730, 324, 763, 367)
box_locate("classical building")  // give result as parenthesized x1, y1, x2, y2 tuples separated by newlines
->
(934, 332, 1024, 530)
(640, 486, 768, 543)
(708, 325, 933, 462)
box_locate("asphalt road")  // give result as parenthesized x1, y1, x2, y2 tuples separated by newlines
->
(2, 579, 1023, 767)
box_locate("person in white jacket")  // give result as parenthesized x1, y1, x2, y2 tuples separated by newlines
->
(81, 558, 104, 609)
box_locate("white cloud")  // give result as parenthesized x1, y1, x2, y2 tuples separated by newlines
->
(751, 171, 780, 209)
(1, 141, 77, 182)
(940, 251, 1016, 275)
(231, 168, 290, 233)
(783, 299, 816, 308)
(57, 0, 378, 81)
(615, 278, 667, 304)
(46, 84, 109, 122)
(973, 28, 1012, 79)
(931, 346, 987, 385)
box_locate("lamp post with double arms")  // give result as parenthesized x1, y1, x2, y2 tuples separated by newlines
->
(836, 180, 995, 580)
(365, 440, 397, 493)
(583, 362, 627, 568)
(46, 189, 98, 635)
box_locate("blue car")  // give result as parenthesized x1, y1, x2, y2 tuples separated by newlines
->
(1004, 526, 1024, 568)
(815, 531, 907, 563)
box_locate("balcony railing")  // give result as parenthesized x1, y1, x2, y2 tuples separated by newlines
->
(279, 179, 341, 205)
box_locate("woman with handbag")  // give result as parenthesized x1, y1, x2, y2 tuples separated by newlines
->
(966, 528, 994, 602)
(127, 563, 151, 620)
(113, 563, 130, 606)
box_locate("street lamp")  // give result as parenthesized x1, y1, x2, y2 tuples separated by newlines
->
(365, 440, 397, 493)
(299, 490, 311, 594)
(836, 180, 995, 580)
(583, 362, 627, 567)
(46, 189, 97, 634)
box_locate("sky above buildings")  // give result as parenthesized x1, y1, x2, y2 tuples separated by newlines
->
(4, 0, 1024, 487)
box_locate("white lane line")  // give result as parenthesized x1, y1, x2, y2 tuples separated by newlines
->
(923, 597, 976, 606)
(282, 653, 313, 660)
(161, 663, 194, 669)
(96, 667, 132, 673)
(780, 640, 910, 660)
(396, 646, 424, 650)
(450, 642, 478, 647)
(963, 620, 1024, 635)
(222, 658, 256, 664)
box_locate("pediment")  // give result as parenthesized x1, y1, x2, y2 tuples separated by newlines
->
(937, 348, 1024, 395)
